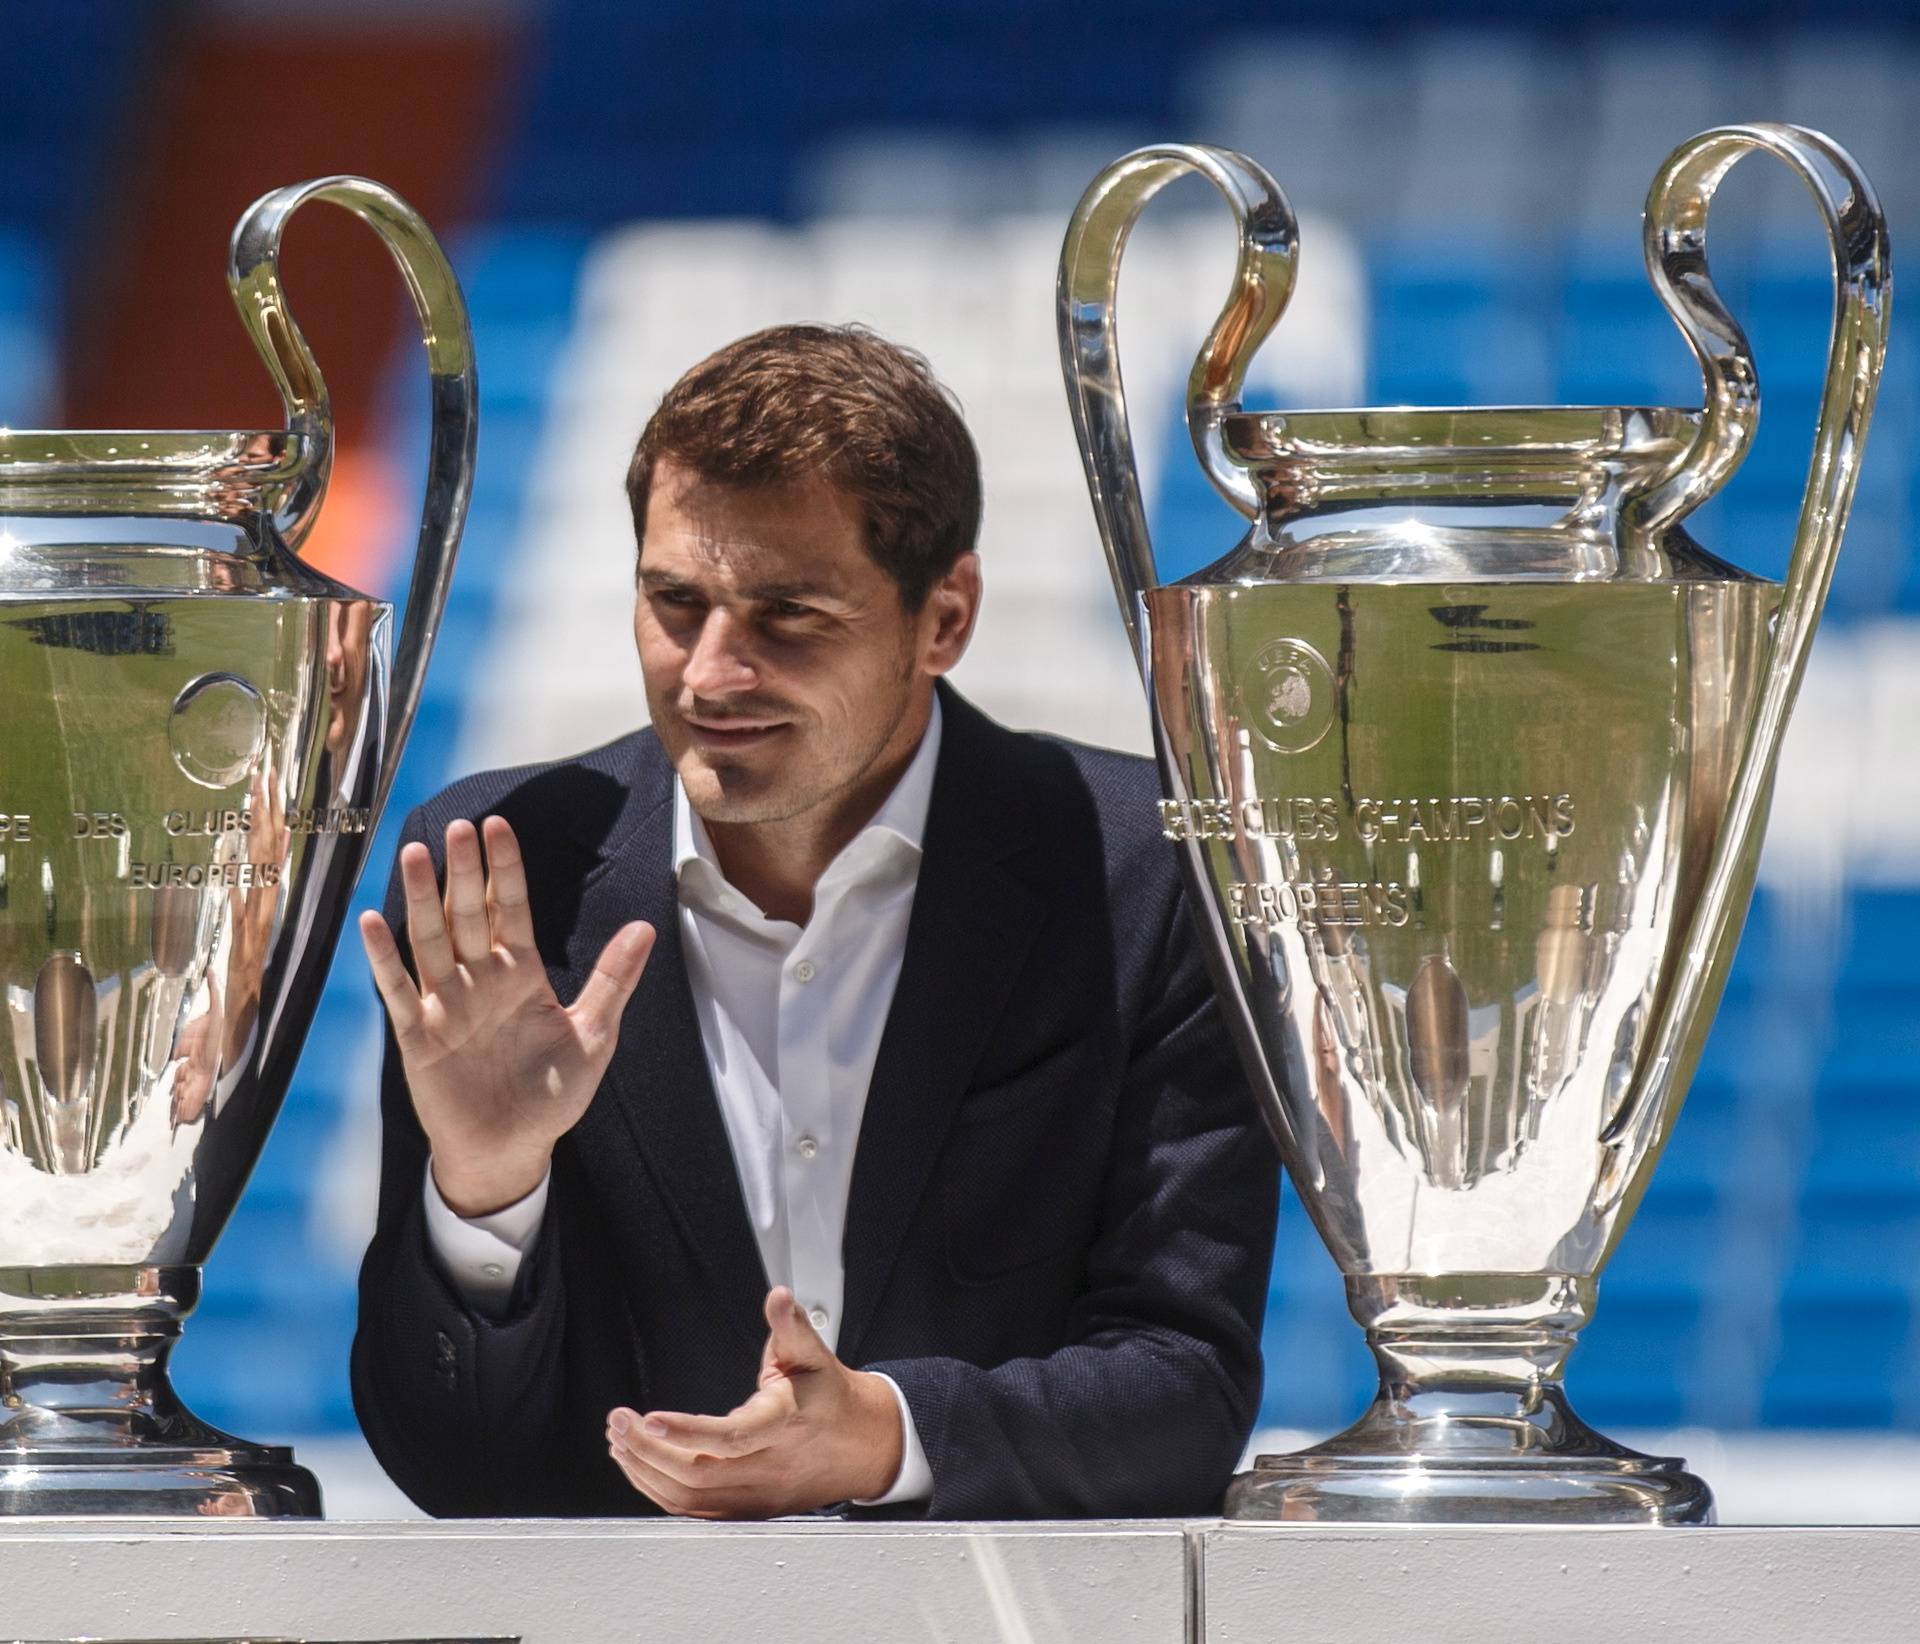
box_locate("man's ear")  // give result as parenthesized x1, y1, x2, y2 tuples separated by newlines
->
(920, 552, 981, 678)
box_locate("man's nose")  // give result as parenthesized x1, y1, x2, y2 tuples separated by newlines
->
(681, 607, 758, 697)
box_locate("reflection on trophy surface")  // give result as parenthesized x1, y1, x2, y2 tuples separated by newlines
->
(1060, 125, 1889, 1522)
(0, 176, 474, 1515)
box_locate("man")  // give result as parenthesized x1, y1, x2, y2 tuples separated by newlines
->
(351, 324, 1277, 1519)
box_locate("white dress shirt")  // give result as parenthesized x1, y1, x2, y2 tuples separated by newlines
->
(422, 699, 944, 1505)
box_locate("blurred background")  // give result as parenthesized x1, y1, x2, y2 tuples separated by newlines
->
(8, 0, 1920, 1518)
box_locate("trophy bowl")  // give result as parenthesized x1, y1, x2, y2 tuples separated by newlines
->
(0, 178, 474, 1515)
(1059, 127, 1889, 1523)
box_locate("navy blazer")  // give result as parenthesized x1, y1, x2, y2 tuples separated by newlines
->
(351, 685, 1278, 1518)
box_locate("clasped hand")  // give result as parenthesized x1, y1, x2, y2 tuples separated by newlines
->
(606, 1286, 906, 1518)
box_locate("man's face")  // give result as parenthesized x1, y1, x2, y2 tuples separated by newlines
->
(635, 458, 969, 826)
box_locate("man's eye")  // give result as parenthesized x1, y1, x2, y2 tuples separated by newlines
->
(654, 589, 702, 609)
(768, 600, 814, 620)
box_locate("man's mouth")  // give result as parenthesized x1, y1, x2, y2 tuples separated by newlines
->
(682, 715, 789, 749)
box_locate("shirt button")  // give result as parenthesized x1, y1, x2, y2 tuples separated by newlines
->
(792, 959, 817, 983)
(808, 1306, 830, 1330)
(795, 1133, 819, 1160)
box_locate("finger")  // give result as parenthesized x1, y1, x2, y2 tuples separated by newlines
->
(398, 842, 456, 988)
(759, 1286, 797, 1381)
(764, 1286, 831, 1372)
(627, 1395, 788, 1461)
(570, 922, 656, 1041)
(607, 1442, 709, 1518)
(606, 1416, 760, 1506)
(359, 910, 424, 1036)
(481, 816, 539, 957)
(609, 1426, 719, 1491)
(609, 1412, 758, 1492)
(442, 820, 493, 967)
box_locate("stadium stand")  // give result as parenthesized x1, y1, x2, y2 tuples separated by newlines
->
(7, 7, 1913, 1470)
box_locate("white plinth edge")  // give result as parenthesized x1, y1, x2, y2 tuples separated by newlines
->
(1199, 1521, 1920, 1643)
(0, 1517, 1191, 1644)
(6, 1517, 1920, 1642)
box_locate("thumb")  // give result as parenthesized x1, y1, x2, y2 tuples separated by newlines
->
(764, 1286, 831, 1372)
(570, 921, 656, 1038)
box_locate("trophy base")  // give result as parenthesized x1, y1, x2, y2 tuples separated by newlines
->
(0, 1442, 322, 1518)
(1226, 1386, 1713, 1525)
(0, 1267, 322, 1518)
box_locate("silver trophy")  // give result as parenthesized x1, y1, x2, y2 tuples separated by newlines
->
(0, 179, 474, 1514)
(1060, 126, 1888, 1523)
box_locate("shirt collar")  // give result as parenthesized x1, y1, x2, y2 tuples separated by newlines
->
(672, 693, 944, 890)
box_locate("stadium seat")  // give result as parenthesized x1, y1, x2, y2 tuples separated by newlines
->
(1577, 1292, 1703, 1430)
(1259, 1306, 1376, 1438)
(69, 5, 1920, 1451)
(1765, 1290, 1916, 1428)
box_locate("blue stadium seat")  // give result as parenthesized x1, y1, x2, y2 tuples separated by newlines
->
(1791, 1190, 1920, 1301)
(1553, 251, 1700, 410)
(1367, 238, 1553, 407)
(173, 1306, 358, 1439)
(0, 8, 153, 256)
(1260, 1187, 1374, 1432)
(1764, 1290, 1915, 1428)
(1695, 998, 1805, 1086)
(471, 326, 572, 416)
(1259, 1306, 1375, 1437)
(1267, 1190, 1341, 1307)
(1803, 1086, 1920, 1199)
(1651, 1100, 1750, 1202)
(1716, 889, 1785, 1010)
(454, 228, 591, 321)
(1822, 998, 1920, 1089)
(1714, 493, 1805, 595)
(0, 233, 53, 424)
(0, 232, 48, 314)
(1743, 270, 1841, 392)
(1577, 1292, 1702, 1429)
(197, 1194, 319, 1316)
(1606, 1195, 1722, 1300)
(1837, 891, 1920, 992)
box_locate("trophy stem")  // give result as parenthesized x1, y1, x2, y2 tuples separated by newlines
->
(1226, 1274, 1713, 1524)
(0, 1266, 320, 1517)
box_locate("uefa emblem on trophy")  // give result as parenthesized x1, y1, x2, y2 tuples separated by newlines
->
(1060, 126, 1889, 1523)
(0, 178, 474, 1514)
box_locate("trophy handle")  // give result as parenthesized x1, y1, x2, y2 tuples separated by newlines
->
(1058, 145, 1298, 672)
(1604, 124, 1890, 1150)
(228, 175, 478, 823)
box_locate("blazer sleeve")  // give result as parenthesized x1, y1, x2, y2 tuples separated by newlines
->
(348, 804, 580, 1517)
(867, 873, 1280, 1518)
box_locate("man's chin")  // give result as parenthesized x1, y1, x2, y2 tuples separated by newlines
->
(676, 755, 792, 825)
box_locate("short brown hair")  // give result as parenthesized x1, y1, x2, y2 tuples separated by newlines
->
(626, 324, 982, 609)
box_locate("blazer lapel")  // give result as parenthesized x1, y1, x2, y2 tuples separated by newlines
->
(837, 691, 1044, 1361)
(572, 742, 771, 1354)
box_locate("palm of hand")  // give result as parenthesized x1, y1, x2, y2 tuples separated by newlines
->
(604, 1289, 902, 1517)
(360, 814, 655, 1213)
(409, 946, 605, 1151)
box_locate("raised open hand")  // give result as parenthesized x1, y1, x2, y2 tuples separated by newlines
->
(358, 815, 654, 1215)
